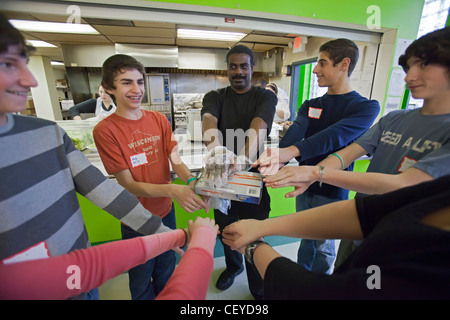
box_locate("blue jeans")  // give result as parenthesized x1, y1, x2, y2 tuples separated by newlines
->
(85, 288, 99, 300)
(296, 191, 339, 275)
(121, 206, 176, 300)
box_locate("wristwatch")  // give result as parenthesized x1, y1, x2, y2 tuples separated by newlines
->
(318, 165, 325, 188)
(244, 240, 268, 264)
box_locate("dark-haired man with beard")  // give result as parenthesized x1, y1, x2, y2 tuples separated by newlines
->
(201, 45, 276, 299)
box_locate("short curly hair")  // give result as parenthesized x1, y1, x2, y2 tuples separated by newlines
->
(398, 27, 450, 73)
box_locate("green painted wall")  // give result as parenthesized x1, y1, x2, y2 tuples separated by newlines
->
(447, 7, 450, 26)
(297, 63, 311, 112)
(78, 194, 121, 244)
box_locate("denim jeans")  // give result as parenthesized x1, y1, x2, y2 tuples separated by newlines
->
(121, 205, 176, 300)
(296, 191, 340, 275)
(85, 288, 99, 300)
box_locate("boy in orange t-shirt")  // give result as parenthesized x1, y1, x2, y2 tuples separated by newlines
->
(93, 54, 208, 300)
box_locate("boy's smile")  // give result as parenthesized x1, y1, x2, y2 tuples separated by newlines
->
(108, 68, 145, 110)
(0, 45, 37, 120)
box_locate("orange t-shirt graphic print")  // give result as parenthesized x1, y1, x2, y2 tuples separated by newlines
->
(129, 129, 161, 166)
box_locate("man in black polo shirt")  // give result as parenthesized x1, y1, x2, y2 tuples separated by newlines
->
(201, 45, 276, 299)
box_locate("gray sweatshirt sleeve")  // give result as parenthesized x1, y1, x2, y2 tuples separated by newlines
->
(62, 128, 170, 235)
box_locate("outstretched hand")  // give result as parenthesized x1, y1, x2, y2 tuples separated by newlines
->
(252, 148, 284, 176)
(188, 216, 219, 238)
(221, 219, 263, 252)
(176, 217, 219, 256)
(263, 165, 317, 197)
(171, 184, 209, 213)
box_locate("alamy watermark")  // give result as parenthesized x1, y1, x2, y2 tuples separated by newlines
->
(366, 5, 381, 30)
(66, 5, 81, 24)
(170, 121, 267, 166)
(66, 265, 81, 290)
(366, 265, 381, 290)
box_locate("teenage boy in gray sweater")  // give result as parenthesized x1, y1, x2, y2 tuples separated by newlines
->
(0, 14, 170, 300)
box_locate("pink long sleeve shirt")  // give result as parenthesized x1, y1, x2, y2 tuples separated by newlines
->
(0, 226, 216, 300)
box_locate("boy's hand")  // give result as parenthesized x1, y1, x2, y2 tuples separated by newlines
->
(171, 184, 209, 212)
(263, 165, 317, 197)
(222, 219, 263, 251)
(252, 147, 296, 176)
(188, 217, 219, 238)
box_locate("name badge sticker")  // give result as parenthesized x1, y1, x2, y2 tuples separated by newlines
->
(130, 152, 148, 168)
(398, 156, 417, 172)
(3, 241, 50, 265)
(308, 107, 323, 119)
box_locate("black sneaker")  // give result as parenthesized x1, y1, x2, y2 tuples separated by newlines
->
(216, 267, 244, 291)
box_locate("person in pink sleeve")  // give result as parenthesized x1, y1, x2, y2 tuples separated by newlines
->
(0, 217, 218, 300)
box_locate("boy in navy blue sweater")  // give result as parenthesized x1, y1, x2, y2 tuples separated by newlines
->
(255, 39, 380, 274)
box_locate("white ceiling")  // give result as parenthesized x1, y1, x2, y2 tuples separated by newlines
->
(2, 10, 298, 62)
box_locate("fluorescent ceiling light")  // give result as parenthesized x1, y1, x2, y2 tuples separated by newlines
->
(177, 29, 246, 42)
(51, 61, 64, 66)
(26, 40, 57, 47)
(9, 19, 99, 34)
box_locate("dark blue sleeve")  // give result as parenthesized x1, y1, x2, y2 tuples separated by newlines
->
(68, 99, 97, 118)
(279, 100, 310, 149)
(292, 100, 380, 163)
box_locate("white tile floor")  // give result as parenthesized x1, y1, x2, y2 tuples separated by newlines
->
(98, 240, 302, 300)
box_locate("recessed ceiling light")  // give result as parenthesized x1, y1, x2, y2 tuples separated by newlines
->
(26, 40, 57, 47)
(9, 19, 100, 34)
(177, 29, 246, 42)
(51, 61, 64, 66)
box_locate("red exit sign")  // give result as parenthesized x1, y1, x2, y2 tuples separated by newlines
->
(293, 35, 307, 53)
(294, 36, 303, 49)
